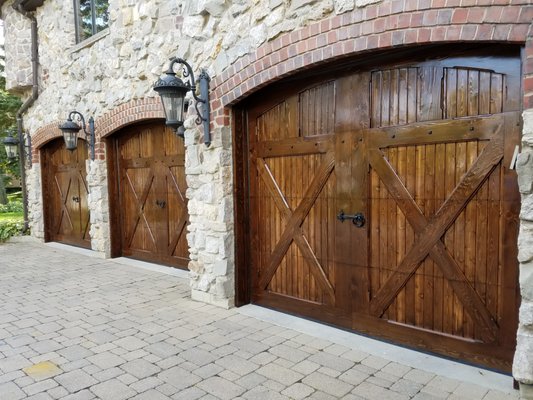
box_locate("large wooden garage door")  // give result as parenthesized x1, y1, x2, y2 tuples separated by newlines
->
(115, 123, 189, 269)
(246, 52, 521, 371)
(42, 138, 91, 248)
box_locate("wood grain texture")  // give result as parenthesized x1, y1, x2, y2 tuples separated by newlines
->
(42, 138, 91, 249)
(116, 123, 189, 268)
(242, 51, 521, 372)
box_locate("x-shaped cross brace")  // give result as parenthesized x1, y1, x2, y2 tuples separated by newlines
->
(255, 151, 336, 304)
(368, 128, 503, 342)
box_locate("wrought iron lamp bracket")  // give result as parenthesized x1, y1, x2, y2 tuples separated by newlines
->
(166, 57, 211, 146)
(63, 111, 95, 160)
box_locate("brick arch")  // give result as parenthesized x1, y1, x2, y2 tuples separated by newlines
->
(31, 122, 64, 164)
(95, 97, 164, 139)
(31, 97, 164, 162)
(31, 122, 93, 164)
(91, 97, 164, 160)
(211, 1, 533, 124)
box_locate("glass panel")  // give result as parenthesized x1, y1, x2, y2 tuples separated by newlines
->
(4, 144, 18, 159)
(77, 0, 93, 42)
(95, 0, 109, 34)
(161, 94, 185, 125)
(75, 0, 109, 42)
(63, 131, 79, 151)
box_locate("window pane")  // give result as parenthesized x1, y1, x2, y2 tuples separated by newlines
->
(95, 0, 109, 34)
(75, 0, 109, 43)
(78, 0, 93, 42)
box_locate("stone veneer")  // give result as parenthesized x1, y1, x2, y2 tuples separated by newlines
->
(3, 3, 31, 92)
(2, 0, 533, 392)
(87, 159, 110, 257)
(26, 162, 44, 239)
(516, 108, 533, 398)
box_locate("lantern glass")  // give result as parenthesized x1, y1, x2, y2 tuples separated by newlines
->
(4, 142, 18, 159)
(3, 135, 19, 160)
(161, 91, 186, 128)
(63, 130, 79, 151)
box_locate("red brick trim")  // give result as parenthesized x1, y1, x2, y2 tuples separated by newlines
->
(94, 97, 164, 160)
(212, 2, 533, 120)
(31, 122, 62, 164)
(96, 97, 164, 139)
(31, 98, 164, 162)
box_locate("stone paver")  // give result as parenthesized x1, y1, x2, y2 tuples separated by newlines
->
(89, 379, 136, 400)
(0, 238, 520, 400)
(54, 370, 97, 393)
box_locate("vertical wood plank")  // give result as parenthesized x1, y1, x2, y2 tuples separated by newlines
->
(387, 147, 398, 320)
(463, 141, 478, 339)
(423, 144, 435, 330)
(453, 141, 466, 337)
(395, 145, 407, 324)
(433, 142, 445, 332)
(445, 68, 457, 119)
(479, 71, 491, 115)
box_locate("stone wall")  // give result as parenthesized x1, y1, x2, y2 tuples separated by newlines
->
(26, 162, 44, 239)
(185, 119, 235, 308)
(516, 108, 533, 397)
(2, 3, 32, 92)
(87, 159, 110, 257)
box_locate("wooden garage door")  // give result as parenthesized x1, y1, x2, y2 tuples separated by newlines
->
(42, 138, 91, 248)
(115, 123, 189, 269)
(246, 52, 521, 371)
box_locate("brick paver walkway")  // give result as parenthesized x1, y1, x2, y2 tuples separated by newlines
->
(0, 237, 519, 399)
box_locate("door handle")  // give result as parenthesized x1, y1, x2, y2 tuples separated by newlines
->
(72, 196, 80, 203)
(337, 210, 365, 227)
(156, 200, 166, 209)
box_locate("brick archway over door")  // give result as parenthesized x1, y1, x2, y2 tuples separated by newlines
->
(210, 2, 533, 121)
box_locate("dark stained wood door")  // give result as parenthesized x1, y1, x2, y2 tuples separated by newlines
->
(115, 123, 189, 269)
(246, 50, 521, 371)
(42, 138, 91, 248)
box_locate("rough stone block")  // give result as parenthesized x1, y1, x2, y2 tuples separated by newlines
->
(520, 302, 533, 328)
(514, 330, 533, 384)
(524, 109, 533, 137)
(335, 0, 355, 14)
(520, 195, 533, 222)
(518, 224, 533, 263)
(520, 263, 533, 301)
(517, 152, 533, 194)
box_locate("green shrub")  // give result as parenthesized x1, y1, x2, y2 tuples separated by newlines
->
(0, 200, 24, 213)
(7, 192, 22, 202)
(0, 219, 26, 242)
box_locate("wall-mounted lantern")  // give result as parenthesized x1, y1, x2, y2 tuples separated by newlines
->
(153, 57, 211, 146)
(2, 129, 31, 162)
(3, 134, 19, 159)
(58, 111, 95, 160)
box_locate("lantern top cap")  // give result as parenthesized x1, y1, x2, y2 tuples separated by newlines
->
(153, 71, 189, 94)
(59, 119, 81, 133)
(3, 135, 19, 146)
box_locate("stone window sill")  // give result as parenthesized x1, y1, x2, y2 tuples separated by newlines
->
(68, 28, 109, 54)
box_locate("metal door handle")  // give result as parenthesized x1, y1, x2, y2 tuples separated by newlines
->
(72, 196, 80, 203)
(156, 200, 166, 209)
(337, 210, 365, 227)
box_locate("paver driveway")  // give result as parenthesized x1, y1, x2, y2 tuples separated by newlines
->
(0, 237, 519, 399)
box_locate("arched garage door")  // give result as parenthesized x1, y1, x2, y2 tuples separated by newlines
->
(41, 138, 91, 248)
(244, 48, 521, 372)
(111, 122, 189, 269)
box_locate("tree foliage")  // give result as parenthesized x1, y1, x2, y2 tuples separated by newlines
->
(0, 43, 23, 201)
